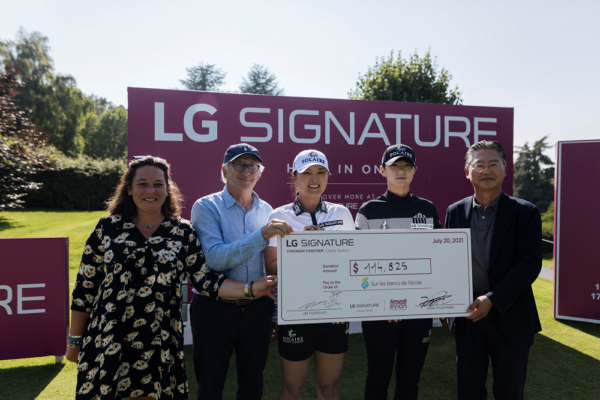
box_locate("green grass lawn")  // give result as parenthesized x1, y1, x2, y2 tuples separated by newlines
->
(1, 210, 598, 399)
(0, 208, 108, 283)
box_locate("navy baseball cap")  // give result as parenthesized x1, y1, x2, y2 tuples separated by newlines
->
(382, 144, 417, 167)
(223, 143, 263, 163)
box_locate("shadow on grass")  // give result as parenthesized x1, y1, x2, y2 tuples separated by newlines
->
(527, 334, 600, 399)
(0, 216, 23, 232)
(559, 318, 600, 339)
(185, 329, 600, 399)
(0, 362, 66, 400)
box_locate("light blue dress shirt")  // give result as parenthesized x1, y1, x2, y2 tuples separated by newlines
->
(191, 187, 272, 298)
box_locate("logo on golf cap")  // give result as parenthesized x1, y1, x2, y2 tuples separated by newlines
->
(382, 144, 416, 167)
(293, 149, 330, 173)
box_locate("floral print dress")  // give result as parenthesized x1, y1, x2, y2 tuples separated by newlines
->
(71, 215, 225, 399)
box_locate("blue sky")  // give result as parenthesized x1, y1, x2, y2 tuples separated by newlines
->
(2, 0, 599, 157)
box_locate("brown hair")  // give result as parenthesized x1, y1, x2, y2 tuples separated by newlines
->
(464, 141, 507, 167)
(106, 156, 183, 219)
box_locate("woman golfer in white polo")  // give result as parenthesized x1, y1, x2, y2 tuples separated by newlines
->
(264, 149, 354, 400)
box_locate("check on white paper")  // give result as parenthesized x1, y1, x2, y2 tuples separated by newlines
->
(277, 229, 473, 325)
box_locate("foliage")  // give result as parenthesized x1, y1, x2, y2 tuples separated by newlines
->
(180, 62, 227, 92)
(514, 136, 554, 214)
(41, 74, 95, 154)
(541, 201, 554, 253)
(1, 28, 126, 157)
(0, 66, 50, 209)
(84, 105, 128, 159)
(349, 50, 462, 104)
(239, 64, 284, 95)
(24, 148, 126, 210)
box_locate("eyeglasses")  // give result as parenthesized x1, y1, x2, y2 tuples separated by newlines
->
(132, 155, 167, 163)
(231, 162, 260, 173)
(470, 162, 504, 172)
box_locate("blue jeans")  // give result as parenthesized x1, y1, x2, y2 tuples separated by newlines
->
(190, 294, 274, 400)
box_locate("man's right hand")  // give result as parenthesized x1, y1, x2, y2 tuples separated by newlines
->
(261, 219, 294, 240)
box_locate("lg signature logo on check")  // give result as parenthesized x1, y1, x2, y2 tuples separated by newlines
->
(286, 238, 354, 247)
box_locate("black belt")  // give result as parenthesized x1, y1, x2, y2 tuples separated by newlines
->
(219, 298, 258, 306)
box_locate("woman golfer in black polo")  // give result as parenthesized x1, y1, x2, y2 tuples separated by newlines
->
(264, 149, 354, 400)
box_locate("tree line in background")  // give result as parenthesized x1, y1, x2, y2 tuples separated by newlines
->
(0, 29, 286, 161)
(0, 28, 127, 159)
(0, 27, 556, 244)
(0, 28, 288, 210)
(514, 136, 555, 249)
(180, 62, 284, 95)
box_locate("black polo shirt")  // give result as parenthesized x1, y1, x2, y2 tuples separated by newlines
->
(355, 190, 441, 230)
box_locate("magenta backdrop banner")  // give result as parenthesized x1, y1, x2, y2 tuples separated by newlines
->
(0, 237, 69, 360)
(128, 88, 513, 225)
(554, 140, 600, 323)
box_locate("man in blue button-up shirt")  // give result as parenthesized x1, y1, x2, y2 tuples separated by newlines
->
(190, 143, 292, 400)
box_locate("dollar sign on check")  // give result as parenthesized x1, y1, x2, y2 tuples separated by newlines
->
(353, 262, 358, 273)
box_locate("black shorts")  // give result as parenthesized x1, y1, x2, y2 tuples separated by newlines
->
(278, 322, 349, 361)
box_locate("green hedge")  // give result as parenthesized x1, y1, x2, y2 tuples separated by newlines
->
(541, 202, 554, 254)
(25, 149, 126, 210)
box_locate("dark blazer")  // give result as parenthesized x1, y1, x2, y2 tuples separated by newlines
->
(445, 192, 543, 350)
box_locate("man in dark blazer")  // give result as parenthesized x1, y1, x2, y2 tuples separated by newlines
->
(445, 140, 542, 400)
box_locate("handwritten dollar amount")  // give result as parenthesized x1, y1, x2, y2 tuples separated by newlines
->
(350, 259, 431, 276)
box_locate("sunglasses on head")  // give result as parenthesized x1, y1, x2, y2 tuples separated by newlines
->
(131, 155, 167, 163)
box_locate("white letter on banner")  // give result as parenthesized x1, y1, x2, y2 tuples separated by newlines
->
(278, 109, 284, 143)
(385, 114, 412, 144)
(290, 110, 320, 144)
(325, 111, 354, 144)
(184, 104, 218, 142)
(17, 284, 45, 314)
(358, 114, 390, 145)
(240, 108, 272, 142)
(0, 285, 12, 315)
(155, 103, 183, 141)
(474, 118, 497, 143)
(445, 116, 471, 147)
(414, 115, 441, 147)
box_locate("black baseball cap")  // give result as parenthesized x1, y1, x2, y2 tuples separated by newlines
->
(223, 143, 263, 163)
(382, 144, 417, 167)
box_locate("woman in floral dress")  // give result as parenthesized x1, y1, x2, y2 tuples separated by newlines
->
(65, 156, 277, 400)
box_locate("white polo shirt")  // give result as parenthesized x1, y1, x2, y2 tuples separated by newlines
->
(267, 198, 355, 248)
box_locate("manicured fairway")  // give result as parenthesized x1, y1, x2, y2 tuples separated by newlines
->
(0, 210, 598, 399)
(0, 209, 108, 283)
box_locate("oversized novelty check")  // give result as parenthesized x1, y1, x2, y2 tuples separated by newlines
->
(277, 229, 473, 324)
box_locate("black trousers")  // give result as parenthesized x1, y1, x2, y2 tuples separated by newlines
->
(455, 315, 530, 400)
(190, 294, 274, 400)
(362, 319, 433, 400)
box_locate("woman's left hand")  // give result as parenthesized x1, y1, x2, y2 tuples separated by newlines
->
(65, 345, 81, 363)
(252, 275, 278, 301)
